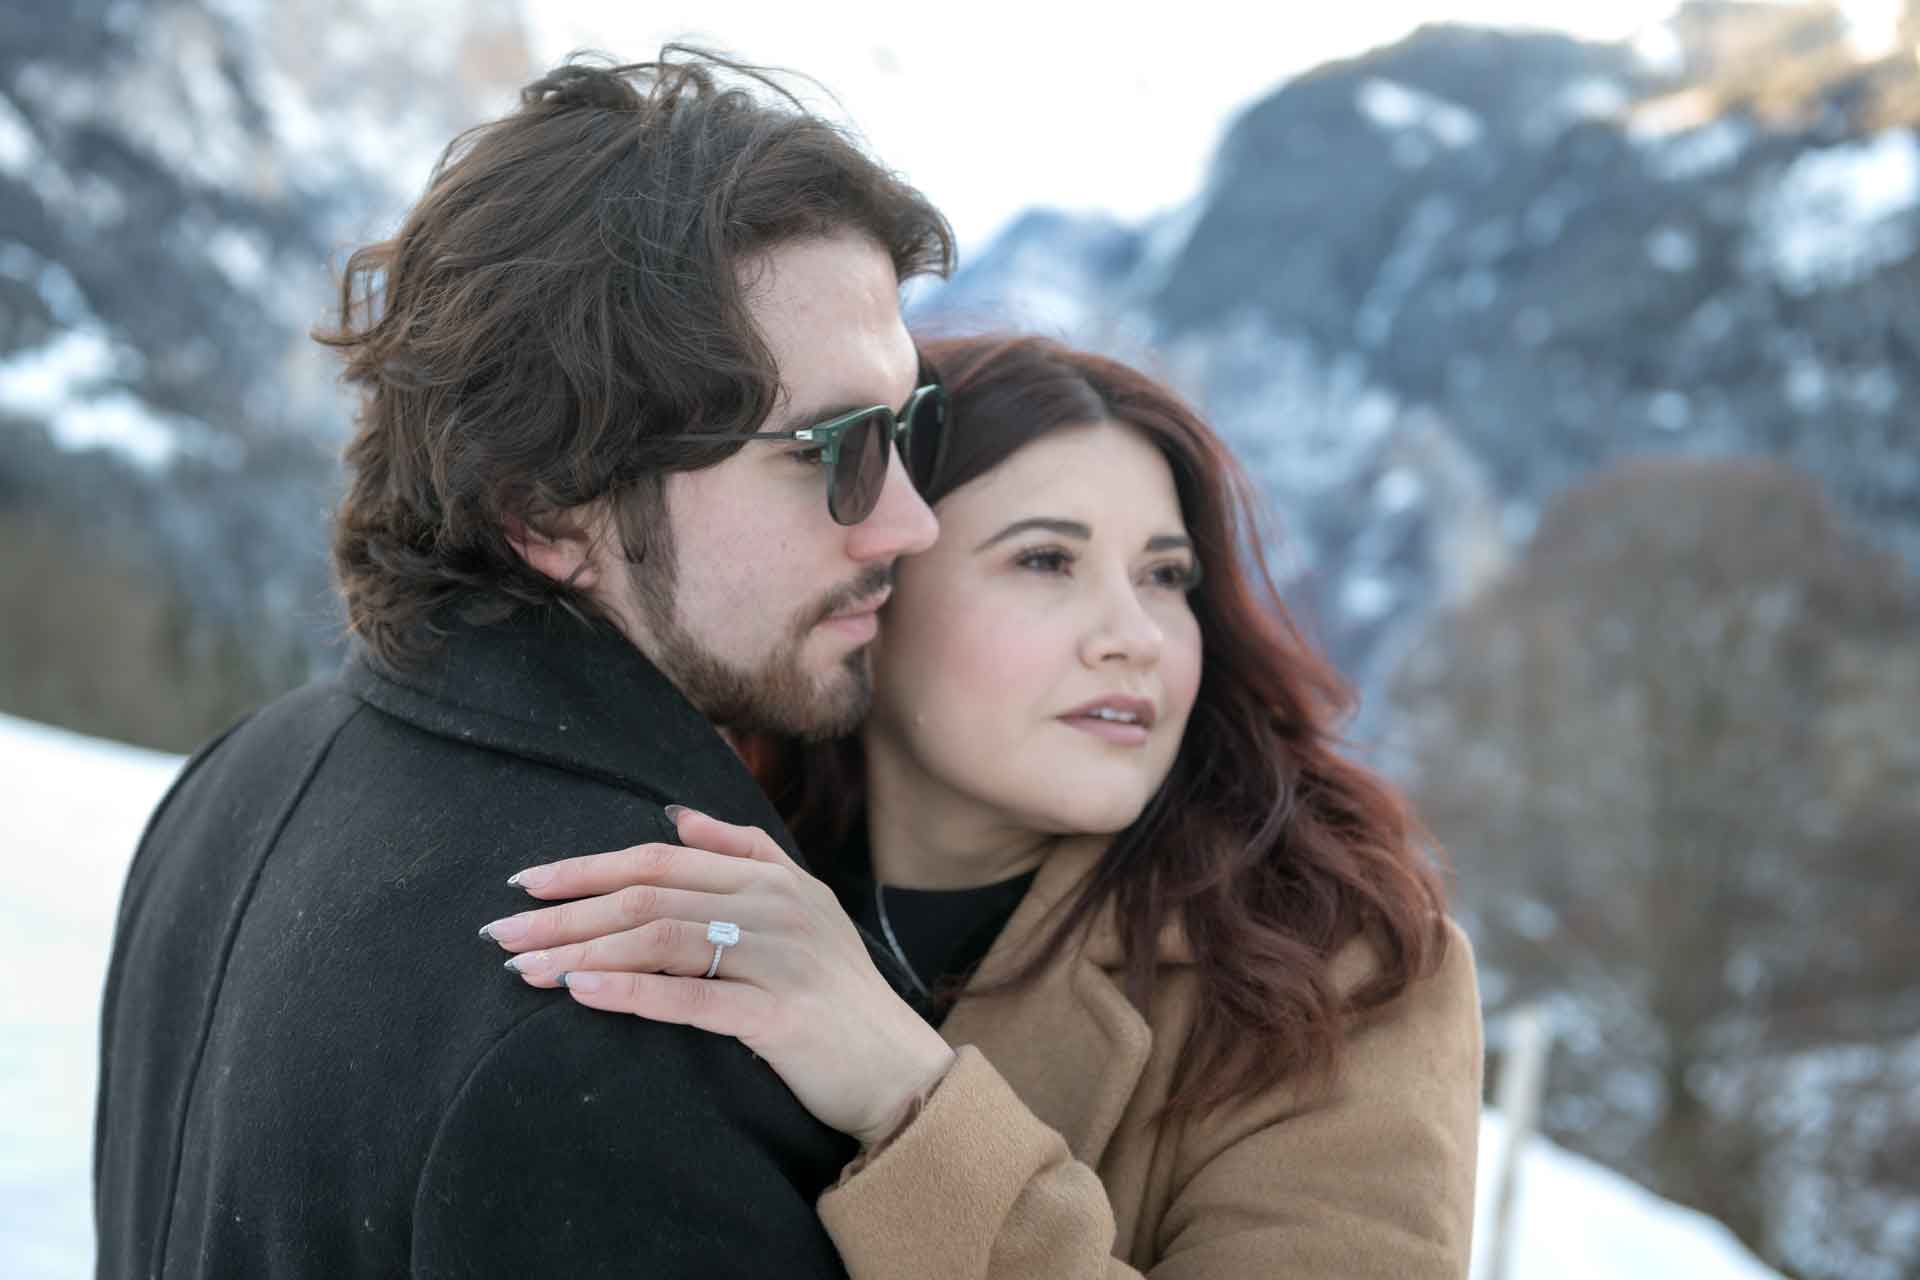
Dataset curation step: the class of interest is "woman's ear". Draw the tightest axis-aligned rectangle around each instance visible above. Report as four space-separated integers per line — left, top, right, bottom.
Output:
505 511 602 590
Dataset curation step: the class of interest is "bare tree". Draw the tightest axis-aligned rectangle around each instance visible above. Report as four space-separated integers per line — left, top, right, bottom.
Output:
1390 457 1920 1279
0 510 309 751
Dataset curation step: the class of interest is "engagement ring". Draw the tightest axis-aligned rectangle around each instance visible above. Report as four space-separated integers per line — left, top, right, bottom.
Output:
704 920 740 979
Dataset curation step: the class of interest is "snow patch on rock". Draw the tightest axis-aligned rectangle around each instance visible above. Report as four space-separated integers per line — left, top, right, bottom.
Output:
1357 78 1485 151
1747 131 1920 295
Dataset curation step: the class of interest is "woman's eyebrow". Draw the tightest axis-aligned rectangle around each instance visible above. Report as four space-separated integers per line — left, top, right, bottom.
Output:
973 520 1194 553
975 517 1091 551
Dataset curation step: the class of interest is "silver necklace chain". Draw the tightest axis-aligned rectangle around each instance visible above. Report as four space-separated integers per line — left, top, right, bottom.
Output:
873 881 932 998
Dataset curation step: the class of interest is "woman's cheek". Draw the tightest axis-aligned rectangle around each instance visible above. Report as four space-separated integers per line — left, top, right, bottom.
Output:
1169 613 1204 715
916 609 1041 751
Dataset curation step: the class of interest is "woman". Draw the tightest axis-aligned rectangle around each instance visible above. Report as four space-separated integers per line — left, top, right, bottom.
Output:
483 335 1482 1276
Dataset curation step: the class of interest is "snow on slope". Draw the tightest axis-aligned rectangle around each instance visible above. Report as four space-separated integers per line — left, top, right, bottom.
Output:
1 715 181 1279
1472 1111 1782 1279
0 712 1781 1278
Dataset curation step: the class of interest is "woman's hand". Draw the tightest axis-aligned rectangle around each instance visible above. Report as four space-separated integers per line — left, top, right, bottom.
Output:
479 807 956 1148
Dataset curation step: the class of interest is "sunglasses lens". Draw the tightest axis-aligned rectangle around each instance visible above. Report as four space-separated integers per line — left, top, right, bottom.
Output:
905 386 949 495
830 409 890 525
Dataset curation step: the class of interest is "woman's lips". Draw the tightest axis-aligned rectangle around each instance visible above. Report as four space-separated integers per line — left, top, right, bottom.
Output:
1057 694 1155 746
1058 714 1150 746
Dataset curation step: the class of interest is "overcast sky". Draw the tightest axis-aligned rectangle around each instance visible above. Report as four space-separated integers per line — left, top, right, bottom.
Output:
520 2 1902 252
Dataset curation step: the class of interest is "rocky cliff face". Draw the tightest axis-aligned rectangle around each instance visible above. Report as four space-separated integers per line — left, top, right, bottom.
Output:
0 0 531 650
917 15 1920 733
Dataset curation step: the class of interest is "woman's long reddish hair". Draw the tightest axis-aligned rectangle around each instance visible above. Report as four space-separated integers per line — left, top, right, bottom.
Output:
740 334 1450 1117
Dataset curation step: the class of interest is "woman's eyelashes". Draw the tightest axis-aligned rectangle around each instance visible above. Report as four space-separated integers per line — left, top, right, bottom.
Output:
1010 544 1202 592
1150 559 1204 592
1013 545 1074 575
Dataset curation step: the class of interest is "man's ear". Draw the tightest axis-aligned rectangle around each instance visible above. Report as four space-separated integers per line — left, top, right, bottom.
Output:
504 511 601 590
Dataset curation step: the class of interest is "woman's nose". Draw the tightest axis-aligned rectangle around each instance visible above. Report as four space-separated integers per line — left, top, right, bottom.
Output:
1079 582 1164 669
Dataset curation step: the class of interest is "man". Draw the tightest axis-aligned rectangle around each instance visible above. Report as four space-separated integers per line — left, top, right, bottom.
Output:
95 52 952 1277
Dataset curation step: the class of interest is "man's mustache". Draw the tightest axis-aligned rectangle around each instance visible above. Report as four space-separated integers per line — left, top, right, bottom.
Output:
806 564 896 629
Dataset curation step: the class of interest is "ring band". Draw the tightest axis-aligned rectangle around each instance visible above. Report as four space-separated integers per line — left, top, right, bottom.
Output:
704 920 741 979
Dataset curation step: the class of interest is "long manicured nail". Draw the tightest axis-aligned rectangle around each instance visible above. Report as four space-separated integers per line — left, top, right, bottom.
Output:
503 951 548 974
664 804 689 824
507 866 553 891
558 971 602 993
478 915 528 944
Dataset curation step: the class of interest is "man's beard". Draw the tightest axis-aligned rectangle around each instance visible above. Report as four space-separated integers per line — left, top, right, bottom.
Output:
630 551 890 742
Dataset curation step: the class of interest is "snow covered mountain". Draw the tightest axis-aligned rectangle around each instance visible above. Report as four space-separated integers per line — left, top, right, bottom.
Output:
0 0 533 667
9 5 1915 733
915 17 1920 729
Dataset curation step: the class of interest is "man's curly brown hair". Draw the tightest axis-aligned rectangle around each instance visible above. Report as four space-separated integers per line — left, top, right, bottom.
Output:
317 49 954 669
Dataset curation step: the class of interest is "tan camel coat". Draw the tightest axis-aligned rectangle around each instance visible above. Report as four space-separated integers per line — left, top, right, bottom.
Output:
816 839 1483 1278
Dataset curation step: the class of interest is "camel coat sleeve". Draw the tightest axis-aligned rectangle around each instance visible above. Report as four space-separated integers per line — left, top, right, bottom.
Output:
815 925 1482 1279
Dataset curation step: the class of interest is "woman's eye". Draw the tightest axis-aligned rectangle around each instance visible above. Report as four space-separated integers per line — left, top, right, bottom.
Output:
1014 547 1073 575
791 446 829 468
1147 560 1204 592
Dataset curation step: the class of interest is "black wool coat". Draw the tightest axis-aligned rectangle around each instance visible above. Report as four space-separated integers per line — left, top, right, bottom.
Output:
95 610 903 1278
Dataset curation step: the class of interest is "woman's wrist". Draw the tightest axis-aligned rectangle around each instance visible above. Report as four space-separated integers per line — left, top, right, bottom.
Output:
856 1033 957 1149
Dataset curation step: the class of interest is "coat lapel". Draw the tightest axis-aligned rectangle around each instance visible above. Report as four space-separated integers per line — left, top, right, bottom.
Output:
939 839 1165 1169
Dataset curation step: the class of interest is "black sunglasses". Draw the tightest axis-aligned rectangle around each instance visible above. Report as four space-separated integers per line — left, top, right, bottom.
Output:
657 359 951 525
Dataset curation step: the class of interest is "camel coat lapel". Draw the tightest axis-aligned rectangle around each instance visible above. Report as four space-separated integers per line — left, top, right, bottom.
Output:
938 838 1169 1170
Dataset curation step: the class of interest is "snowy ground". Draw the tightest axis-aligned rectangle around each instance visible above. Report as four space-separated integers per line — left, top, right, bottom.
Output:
0 710 1782 1278
2 713 183 1278
1469 1112 1782 1279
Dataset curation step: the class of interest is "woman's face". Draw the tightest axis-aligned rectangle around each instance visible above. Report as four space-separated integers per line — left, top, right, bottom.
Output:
864 419 1204 839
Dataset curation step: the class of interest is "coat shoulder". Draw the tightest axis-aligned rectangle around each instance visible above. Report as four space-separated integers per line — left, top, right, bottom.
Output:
1330 914 1478 1009
415 998 855 1275
1171 914 1482 1159
1151 917 1482 1272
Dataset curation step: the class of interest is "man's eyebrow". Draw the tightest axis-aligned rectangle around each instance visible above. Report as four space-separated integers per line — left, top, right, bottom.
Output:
770 401 875 435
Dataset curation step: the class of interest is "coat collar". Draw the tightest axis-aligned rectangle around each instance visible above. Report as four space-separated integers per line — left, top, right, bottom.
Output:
939 837 1190 1168
340 608 800 858
342 608 932 1010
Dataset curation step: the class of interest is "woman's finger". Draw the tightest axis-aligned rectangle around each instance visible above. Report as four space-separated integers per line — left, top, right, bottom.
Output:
507 841 762 900
479 883 734 953
556 968 775 1039
668 807 800 871
506 917 752 988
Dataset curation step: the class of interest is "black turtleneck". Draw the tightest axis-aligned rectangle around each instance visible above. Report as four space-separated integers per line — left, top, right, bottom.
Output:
825 833 1037 1023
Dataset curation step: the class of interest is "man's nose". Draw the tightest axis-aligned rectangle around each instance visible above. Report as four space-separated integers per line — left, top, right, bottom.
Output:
845 447 938 562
